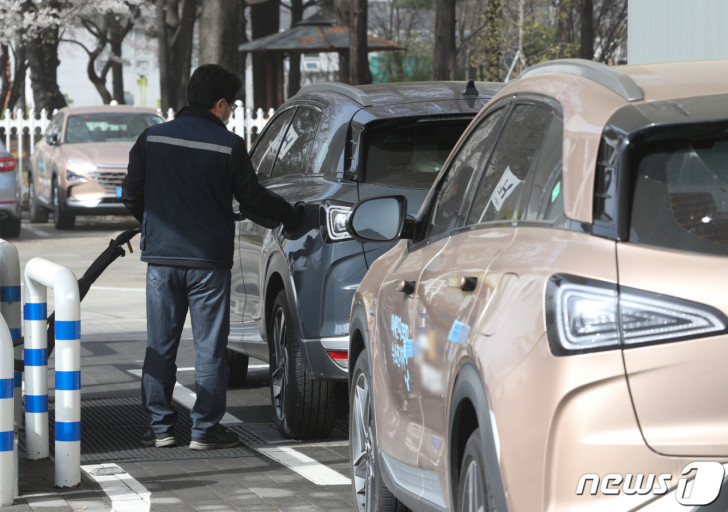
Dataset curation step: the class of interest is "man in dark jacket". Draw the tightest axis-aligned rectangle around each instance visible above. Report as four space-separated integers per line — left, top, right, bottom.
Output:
122 64 302 450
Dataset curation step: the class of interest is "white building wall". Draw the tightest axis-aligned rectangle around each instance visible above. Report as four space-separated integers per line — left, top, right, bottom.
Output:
628 0 728 64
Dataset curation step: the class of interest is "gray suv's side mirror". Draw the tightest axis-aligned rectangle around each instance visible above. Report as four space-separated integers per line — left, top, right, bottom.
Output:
346 195 407 243
46 134 60 146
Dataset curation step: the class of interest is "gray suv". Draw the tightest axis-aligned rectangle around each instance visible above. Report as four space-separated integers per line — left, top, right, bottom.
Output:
228 80 502 439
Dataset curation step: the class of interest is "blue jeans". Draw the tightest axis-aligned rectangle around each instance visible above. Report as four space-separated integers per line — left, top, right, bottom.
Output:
142 264 231 440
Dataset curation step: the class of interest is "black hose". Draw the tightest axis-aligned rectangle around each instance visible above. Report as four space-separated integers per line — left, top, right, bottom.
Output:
13 227 141 372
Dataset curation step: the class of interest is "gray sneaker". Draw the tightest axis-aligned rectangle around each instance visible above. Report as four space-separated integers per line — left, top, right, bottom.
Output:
141 429 177 447
189 426 239 450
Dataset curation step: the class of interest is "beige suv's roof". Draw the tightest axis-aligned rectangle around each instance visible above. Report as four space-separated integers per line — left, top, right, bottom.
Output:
488 59 728 223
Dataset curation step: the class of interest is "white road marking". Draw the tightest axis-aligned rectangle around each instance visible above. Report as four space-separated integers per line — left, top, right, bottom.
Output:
81 463 150 512
22 225 50 238
89 286 145 293
125 368 352 487
127 369 242 425
255 446 351 486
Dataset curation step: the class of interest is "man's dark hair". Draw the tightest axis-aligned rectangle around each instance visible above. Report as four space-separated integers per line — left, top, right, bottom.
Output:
186 64 242 109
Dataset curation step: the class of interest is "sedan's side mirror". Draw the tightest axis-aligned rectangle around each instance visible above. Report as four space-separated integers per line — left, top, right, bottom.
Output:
46 134 60 146
346 195 408 243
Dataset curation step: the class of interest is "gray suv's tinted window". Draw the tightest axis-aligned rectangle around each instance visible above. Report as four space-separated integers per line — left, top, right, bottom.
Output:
363 118 473 190
425 109 505 239
270 107 321 179
250 108 295 179
631 135 728 256
467 104 553 225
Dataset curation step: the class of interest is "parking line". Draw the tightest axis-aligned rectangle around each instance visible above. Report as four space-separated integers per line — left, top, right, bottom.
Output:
22 225 50 238
81 463 151 512
255 446 351 486
125 368 352 487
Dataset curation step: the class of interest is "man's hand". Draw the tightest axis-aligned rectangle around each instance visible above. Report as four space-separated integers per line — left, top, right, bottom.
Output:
283 202 318 240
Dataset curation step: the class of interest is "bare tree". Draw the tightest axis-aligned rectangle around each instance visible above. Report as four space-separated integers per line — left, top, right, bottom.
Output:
156 0 198 112
432 0 455 80
64 6 141 105
349 0 370 84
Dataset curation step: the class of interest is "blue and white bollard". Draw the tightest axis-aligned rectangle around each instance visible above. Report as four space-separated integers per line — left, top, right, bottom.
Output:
25 258 81 487
0 315 14 505
0 240 22 431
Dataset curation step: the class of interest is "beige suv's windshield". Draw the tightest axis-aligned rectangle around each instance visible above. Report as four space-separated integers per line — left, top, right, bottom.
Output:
65 113 163 143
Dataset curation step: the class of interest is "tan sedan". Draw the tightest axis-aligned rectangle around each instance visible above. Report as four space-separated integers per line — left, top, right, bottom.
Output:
347 59 728 512
28 105 163 229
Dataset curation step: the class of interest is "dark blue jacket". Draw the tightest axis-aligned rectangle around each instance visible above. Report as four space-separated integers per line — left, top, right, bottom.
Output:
122 107 294 269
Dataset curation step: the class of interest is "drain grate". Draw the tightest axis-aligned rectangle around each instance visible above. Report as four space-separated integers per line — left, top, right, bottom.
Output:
20 395 254 462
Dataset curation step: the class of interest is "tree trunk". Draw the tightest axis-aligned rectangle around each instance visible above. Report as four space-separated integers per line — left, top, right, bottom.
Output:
286 0 304 98
109 18 127 104
334 0 349 83
157 0 198 112
433 0 456 80
251 0 280 109
484 0 502 81
0 45 9 110
26 26 67 111
7 40 27 112
349 0 370 85
199 0 241 73
579 0 594 60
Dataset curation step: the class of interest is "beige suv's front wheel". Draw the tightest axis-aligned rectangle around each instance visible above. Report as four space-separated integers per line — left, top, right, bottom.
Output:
52 176 75 230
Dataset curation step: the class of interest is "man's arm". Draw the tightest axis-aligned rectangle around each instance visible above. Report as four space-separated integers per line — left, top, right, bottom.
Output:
229 138 297 228
122 130 147 223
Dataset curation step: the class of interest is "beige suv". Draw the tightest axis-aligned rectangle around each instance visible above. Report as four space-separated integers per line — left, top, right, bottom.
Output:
28 106 163 229
347 59 728 512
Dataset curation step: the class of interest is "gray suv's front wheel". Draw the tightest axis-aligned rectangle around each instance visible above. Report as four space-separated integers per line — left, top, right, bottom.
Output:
268 290 337 439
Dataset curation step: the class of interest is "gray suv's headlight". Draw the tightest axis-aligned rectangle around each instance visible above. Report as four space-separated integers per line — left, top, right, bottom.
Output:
322 201 352 242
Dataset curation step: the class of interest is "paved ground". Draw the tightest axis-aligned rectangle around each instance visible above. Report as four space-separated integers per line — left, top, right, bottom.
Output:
2 216 356 511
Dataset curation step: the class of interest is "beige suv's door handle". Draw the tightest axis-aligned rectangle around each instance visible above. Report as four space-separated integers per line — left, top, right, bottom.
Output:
395 280 416 294
450 276 478 292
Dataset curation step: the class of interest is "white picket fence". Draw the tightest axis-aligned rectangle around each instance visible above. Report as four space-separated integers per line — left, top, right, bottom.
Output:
0 101 274 173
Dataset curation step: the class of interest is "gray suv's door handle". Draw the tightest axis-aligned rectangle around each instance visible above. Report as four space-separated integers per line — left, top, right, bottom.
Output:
395 280 415 294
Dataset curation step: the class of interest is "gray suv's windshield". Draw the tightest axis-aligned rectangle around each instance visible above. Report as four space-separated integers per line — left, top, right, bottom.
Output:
363 118 472 189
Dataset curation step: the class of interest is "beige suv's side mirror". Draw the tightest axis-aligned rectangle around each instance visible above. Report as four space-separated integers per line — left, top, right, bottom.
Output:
346 195 407 243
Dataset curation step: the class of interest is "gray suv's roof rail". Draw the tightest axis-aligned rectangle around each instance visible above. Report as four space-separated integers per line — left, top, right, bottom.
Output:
297 82 372 107
519 58 644 102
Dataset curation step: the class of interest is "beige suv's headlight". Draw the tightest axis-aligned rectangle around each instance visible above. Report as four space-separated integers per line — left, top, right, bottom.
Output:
66 159 96 181
546 274 728 355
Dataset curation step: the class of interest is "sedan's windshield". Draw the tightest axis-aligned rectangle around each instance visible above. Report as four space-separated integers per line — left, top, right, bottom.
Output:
65 113 164 143
362 117 472 189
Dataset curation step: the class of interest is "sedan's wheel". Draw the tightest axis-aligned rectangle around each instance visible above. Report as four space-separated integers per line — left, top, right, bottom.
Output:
350 351 399 512
28 178 49 223
457 429 488 512
52 177 75 230
268 290 336 439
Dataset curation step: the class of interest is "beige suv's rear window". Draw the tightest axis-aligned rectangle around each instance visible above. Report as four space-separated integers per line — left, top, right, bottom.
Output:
631 137 728 256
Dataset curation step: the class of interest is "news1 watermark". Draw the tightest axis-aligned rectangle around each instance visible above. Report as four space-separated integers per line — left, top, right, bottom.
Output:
576 462 726 506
